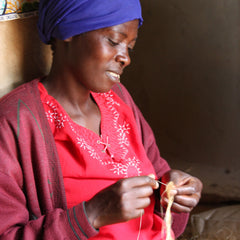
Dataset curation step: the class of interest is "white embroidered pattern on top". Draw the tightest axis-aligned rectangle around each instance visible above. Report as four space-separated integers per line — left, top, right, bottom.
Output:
98 92 142 176
116 121 130 159
101 92 130 160
43 92 142 177
110 157 141 176
76 137 100 161
44 101 68 128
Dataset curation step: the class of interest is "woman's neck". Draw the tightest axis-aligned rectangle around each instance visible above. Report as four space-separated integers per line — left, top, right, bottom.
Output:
42 72 101 135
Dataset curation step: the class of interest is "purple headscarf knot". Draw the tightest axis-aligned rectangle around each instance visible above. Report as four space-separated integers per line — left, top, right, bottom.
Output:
38 0 143 44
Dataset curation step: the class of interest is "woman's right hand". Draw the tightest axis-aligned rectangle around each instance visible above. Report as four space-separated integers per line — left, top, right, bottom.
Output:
84 175 159 229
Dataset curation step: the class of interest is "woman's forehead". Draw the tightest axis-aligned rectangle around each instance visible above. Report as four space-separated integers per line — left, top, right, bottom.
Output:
96 20 139 37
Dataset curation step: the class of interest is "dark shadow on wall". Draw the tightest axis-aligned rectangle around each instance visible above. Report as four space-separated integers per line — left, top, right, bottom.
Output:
13 16 52 89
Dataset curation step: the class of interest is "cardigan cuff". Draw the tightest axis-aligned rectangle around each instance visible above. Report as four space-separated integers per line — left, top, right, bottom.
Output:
67 202 99 239
82 201 99 231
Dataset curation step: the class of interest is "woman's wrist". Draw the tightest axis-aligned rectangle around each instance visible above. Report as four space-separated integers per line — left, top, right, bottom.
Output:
84 200 99 229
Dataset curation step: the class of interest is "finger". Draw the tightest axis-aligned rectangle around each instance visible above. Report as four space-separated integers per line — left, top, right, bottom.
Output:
122 176 159 190
148 174 159 189
161 197 192 213
134 197 152 210
148 173 156 179
134 185 155 197
171 201 193 213
176 177 203 193
140 176 159 189
122 185 154 202
174 185 197 195
122 204 145 220
160 186 177 199
174 194 200 208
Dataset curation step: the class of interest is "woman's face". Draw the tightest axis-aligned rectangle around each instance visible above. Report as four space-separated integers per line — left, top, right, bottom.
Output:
66 19 139 92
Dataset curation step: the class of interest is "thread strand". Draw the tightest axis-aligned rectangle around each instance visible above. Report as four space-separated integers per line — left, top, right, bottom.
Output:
136 211 143 240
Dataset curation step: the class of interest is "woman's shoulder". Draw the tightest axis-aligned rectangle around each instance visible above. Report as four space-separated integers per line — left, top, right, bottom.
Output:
0 79 39 103
0 79 41 118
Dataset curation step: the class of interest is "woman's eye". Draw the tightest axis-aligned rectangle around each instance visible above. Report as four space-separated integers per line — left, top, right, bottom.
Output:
108 39 119 46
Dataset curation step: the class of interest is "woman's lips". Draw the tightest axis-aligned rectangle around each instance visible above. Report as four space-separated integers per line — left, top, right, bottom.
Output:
106 71 120 82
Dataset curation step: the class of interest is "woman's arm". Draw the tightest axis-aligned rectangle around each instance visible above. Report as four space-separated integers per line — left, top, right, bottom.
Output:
0 172 96 240
0 107 98 240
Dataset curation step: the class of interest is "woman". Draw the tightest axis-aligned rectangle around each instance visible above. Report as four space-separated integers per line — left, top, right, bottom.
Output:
0 0 202 239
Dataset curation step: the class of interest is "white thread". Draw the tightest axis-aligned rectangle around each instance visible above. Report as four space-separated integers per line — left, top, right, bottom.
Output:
157 180 167 186
136 180 169 240
161 181 175 240
137 211 143 240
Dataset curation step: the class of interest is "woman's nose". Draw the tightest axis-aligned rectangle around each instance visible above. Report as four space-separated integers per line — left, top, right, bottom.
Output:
115 47 131 67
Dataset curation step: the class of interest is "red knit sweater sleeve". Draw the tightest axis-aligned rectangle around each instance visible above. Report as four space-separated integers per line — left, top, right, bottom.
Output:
0 81 98 240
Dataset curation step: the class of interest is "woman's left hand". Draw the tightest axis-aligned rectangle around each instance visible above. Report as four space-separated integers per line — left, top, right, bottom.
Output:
160 169 203 213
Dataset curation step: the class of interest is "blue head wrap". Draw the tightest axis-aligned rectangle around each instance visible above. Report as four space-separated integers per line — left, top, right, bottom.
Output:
38 0 143 44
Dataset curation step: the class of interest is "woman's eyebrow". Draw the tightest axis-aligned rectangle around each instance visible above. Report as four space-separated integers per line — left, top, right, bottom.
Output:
112 30 138 41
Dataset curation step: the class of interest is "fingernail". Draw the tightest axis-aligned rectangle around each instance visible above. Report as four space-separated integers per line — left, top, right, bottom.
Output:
148 173 156 179
170 189 177 196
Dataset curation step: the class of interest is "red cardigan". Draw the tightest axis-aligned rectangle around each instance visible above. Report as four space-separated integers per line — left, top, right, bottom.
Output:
0 79 188 239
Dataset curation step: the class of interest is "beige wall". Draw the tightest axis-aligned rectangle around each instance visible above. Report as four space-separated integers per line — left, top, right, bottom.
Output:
124 0 240 202
0 16 51 97
1 0 240 202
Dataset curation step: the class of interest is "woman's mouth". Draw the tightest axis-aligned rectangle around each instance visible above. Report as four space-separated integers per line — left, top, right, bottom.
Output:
106 71 120 83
